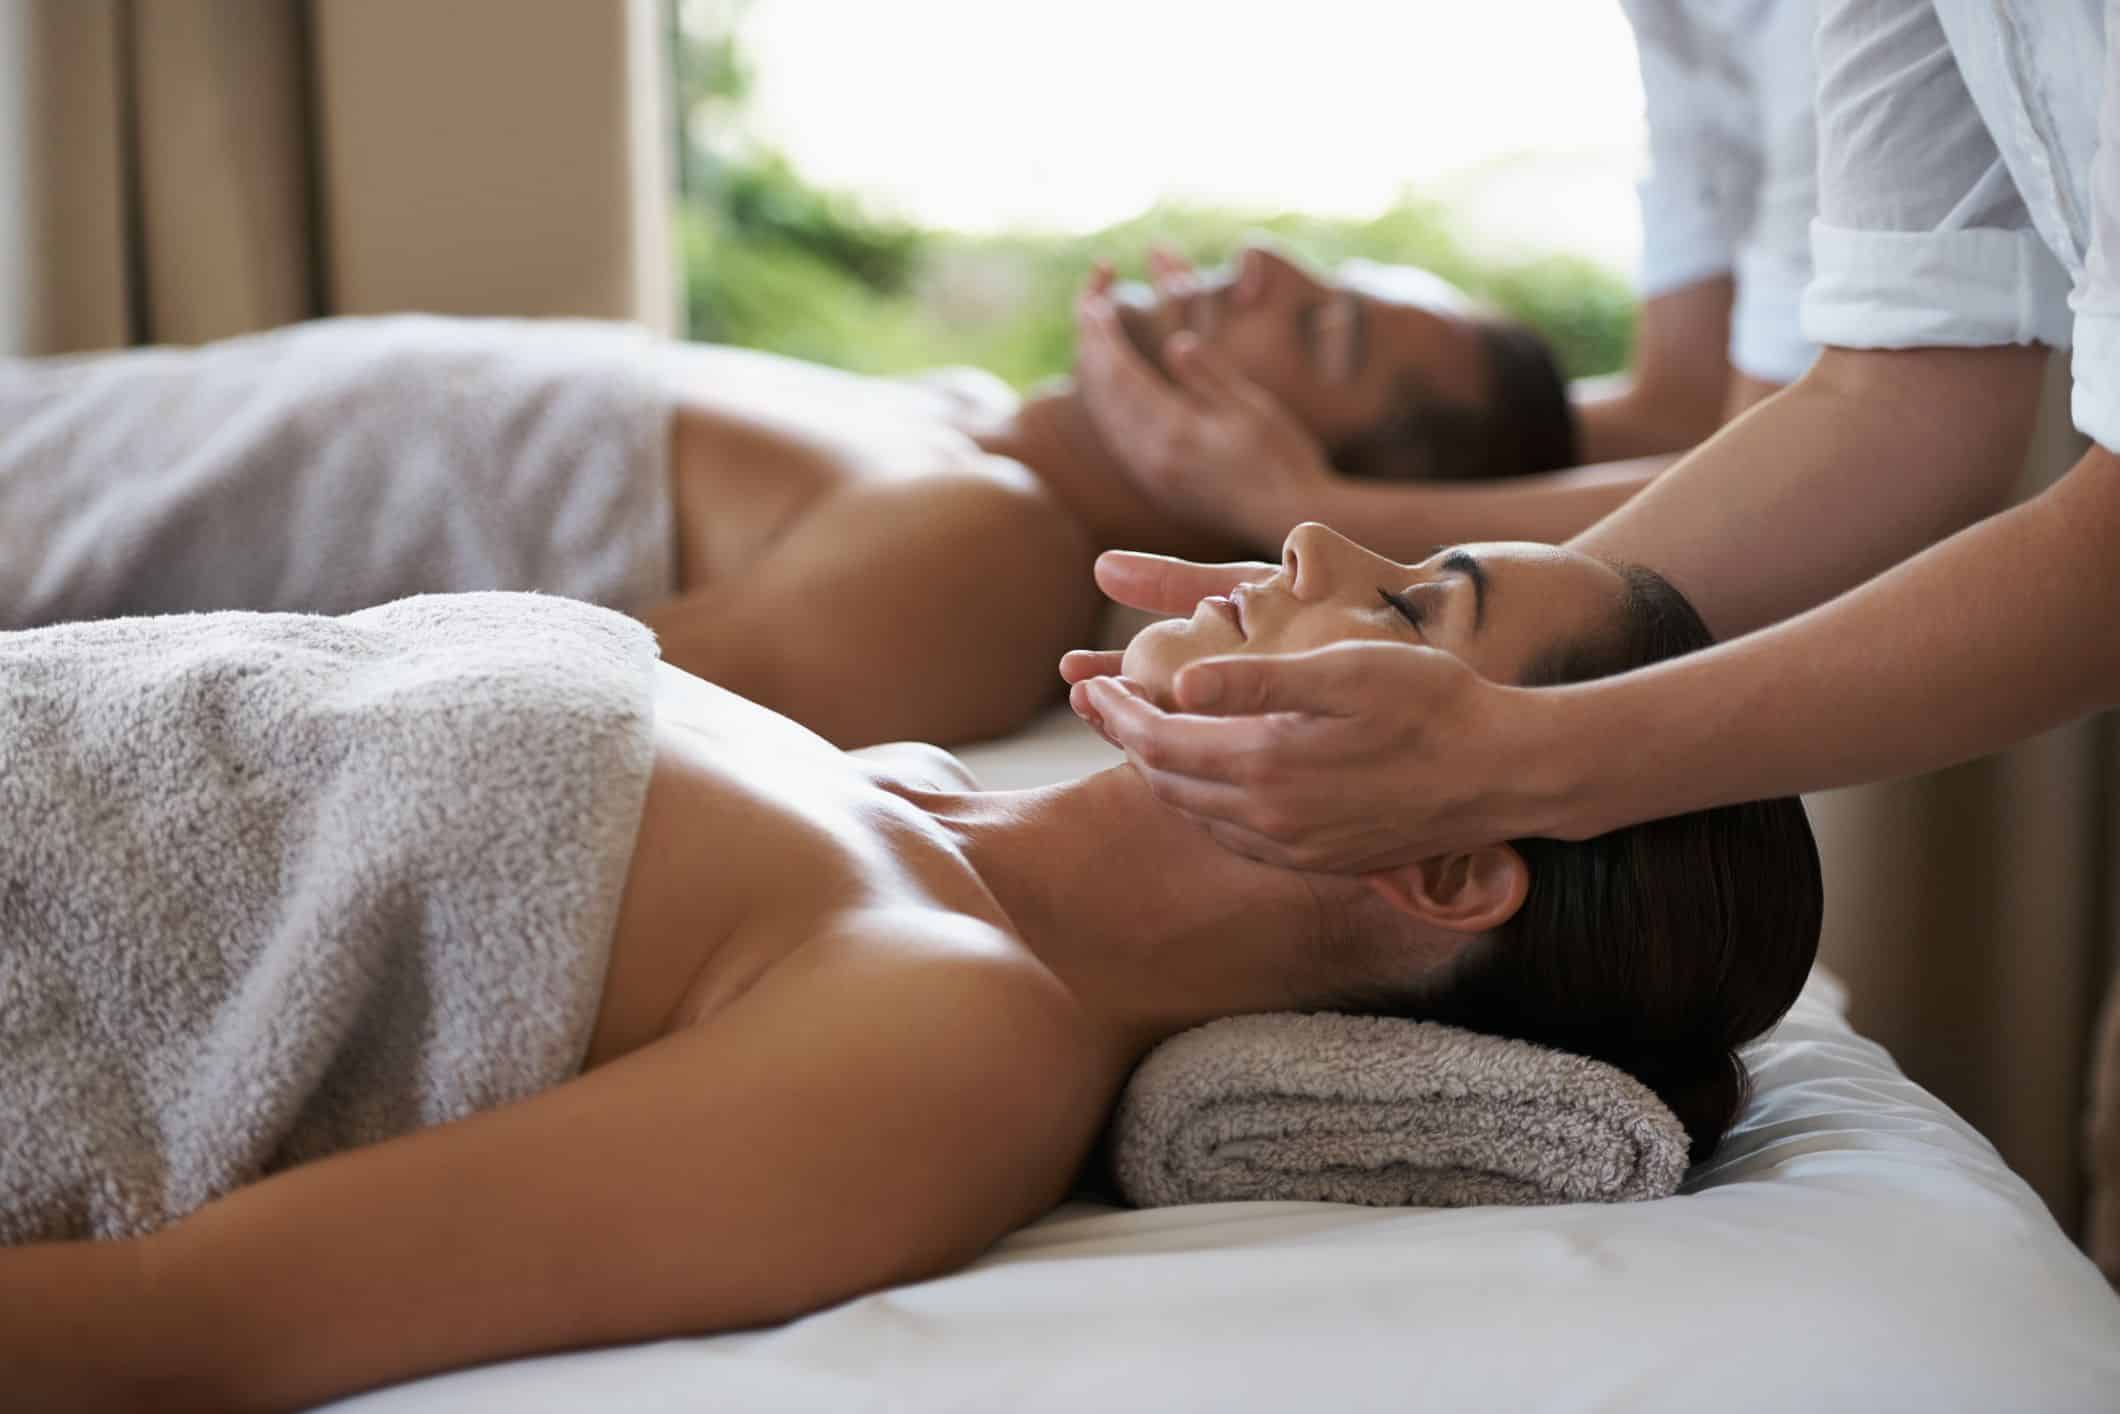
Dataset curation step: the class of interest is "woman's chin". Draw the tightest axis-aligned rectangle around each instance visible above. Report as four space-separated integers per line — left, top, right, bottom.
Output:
1118 626 1194 705
1120 614 1240 706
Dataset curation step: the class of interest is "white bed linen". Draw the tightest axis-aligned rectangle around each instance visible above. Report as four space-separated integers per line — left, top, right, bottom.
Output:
332 709 2120 1413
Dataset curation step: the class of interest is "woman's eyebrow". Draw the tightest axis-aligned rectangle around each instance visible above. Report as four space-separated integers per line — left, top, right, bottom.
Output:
1439 549 1487 630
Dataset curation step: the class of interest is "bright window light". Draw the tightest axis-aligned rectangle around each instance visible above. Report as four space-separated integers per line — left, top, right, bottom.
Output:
721 0 1645 269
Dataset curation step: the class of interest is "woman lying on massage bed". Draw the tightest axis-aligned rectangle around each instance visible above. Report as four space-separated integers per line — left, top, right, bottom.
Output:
3 527 1818 1411
0 246 1577 749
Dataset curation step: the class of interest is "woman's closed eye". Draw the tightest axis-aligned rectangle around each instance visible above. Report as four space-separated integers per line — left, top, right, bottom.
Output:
1378 587 1426 631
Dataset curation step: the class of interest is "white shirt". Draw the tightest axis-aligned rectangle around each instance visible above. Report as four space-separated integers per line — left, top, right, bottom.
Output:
1800 0 2120 452
1623 0 1821 384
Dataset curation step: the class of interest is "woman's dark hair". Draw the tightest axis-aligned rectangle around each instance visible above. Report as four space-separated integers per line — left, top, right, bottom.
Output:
1333 318 1579 484
1337 565 1823 1164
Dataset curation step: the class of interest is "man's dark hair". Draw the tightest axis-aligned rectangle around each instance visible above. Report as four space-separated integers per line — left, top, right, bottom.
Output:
1334 566 1823 1163
1333 318 1580 483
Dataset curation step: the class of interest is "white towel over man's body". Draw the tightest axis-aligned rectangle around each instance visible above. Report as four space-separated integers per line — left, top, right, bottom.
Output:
0 316 677 629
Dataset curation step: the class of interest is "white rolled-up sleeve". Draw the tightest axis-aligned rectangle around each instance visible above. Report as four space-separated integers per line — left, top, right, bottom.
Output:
1728 0 1820 383
1800 0 2075 351
2070 7 2120 451
1630 1 1745 298
1627 0 1819 383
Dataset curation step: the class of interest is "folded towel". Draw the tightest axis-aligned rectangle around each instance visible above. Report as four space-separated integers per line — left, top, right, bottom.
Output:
1112 1012 1690 1208
0 314 676 630
0 593 658 1242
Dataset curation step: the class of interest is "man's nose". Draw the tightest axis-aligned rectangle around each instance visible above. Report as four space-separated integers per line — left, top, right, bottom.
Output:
1234 245 1290 308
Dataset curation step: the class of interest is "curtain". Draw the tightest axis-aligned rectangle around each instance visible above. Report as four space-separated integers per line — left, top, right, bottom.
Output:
0 0 671 359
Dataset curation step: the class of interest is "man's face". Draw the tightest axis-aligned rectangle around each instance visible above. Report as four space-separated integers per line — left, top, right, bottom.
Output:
1105 245 1494 451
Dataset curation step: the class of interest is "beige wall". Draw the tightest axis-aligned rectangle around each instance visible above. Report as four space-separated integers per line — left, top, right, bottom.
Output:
311 0 675 331
0 0 129 355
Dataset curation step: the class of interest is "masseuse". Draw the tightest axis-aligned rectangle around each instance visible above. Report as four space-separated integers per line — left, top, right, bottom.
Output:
1063 0 2119 1270
1075 0 1819 557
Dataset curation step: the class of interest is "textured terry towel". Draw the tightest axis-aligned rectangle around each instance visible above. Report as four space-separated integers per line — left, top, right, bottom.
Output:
1113 1012 1691 1208
0 593 658 1242
0 314 676 630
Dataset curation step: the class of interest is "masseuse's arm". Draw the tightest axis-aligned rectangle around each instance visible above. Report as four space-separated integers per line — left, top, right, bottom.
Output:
1573 273 1758 461
1073 271 1767 561
6 945 1090 1411
1301 275 1773 555
1545 423 2120 839
1075 342 2057 870
1572 345 2047 638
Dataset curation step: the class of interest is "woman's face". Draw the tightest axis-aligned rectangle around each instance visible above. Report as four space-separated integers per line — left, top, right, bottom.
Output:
1107 245 1491 449
1120 523 1629 701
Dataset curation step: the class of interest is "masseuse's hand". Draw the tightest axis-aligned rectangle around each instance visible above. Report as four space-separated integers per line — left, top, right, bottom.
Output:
1068 553 1552 873
1073 262 1336 554
1058 550 1277 740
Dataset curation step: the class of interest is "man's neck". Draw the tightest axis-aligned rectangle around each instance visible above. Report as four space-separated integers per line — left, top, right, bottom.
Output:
971 382 1234 560
913 766 1366 1061
972 379 1096 471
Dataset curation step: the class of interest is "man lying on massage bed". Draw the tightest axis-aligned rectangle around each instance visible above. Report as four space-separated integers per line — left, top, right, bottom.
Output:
1 525 1818 1411
0 246 1578 749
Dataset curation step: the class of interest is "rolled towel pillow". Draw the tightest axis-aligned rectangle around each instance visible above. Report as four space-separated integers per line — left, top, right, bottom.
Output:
1112 1012 1690 1209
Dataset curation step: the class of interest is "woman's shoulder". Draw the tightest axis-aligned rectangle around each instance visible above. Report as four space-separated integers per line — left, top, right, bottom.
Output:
848 739 982 792
786 905 1111 1099
745 908 1117 1217
793 905 1071 1023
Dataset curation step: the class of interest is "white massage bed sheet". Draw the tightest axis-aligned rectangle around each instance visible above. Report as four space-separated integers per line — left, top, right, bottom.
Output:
331 707 2120 1413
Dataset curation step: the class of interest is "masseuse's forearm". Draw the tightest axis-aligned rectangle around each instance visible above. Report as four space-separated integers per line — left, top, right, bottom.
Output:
1573 380 1720 464
1572 346 2051 638
1571 276 1739 464
1299 456 1672 561
1553 443 2120 838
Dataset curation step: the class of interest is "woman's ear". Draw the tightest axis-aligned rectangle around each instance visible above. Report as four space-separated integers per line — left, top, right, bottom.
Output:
1362 845 1528 935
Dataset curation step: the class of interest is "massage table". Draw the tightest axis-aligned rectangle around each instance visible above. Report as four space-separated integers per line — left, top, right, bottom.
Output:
332 706 2120 1413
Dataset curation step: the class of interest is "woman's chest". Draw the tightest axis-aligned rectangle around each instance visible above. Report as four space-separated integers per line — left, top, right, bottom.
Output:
583 669 1003 1068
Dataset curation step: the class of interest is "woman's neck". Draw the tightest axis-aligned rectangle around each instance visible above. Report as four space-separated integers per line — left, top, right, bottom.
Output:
970 382 1243 562
911 766 1401 1062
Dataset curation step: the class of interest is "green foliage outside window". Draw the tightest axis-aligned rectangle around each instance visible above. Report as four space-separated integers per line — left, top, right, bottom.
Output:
674 6 1635 389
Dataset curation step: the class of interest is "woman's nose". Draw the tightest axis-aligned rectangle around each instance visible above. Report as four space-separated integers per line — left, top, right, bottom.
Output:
1281 521 1370 601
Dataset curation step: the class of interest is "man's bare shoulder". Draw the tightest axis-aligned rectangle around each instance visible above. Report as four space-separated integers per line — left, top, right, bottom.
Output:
900 365 1023 425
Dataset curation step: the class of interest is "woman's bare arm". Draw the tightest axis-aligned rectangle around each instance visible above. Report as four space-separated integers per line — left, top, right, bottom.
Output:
78 936 1096 1412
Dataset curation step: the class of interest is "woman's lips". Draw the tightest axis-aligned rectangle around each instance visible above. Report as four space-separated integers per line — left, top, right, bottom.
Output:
1203 595 1244 637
